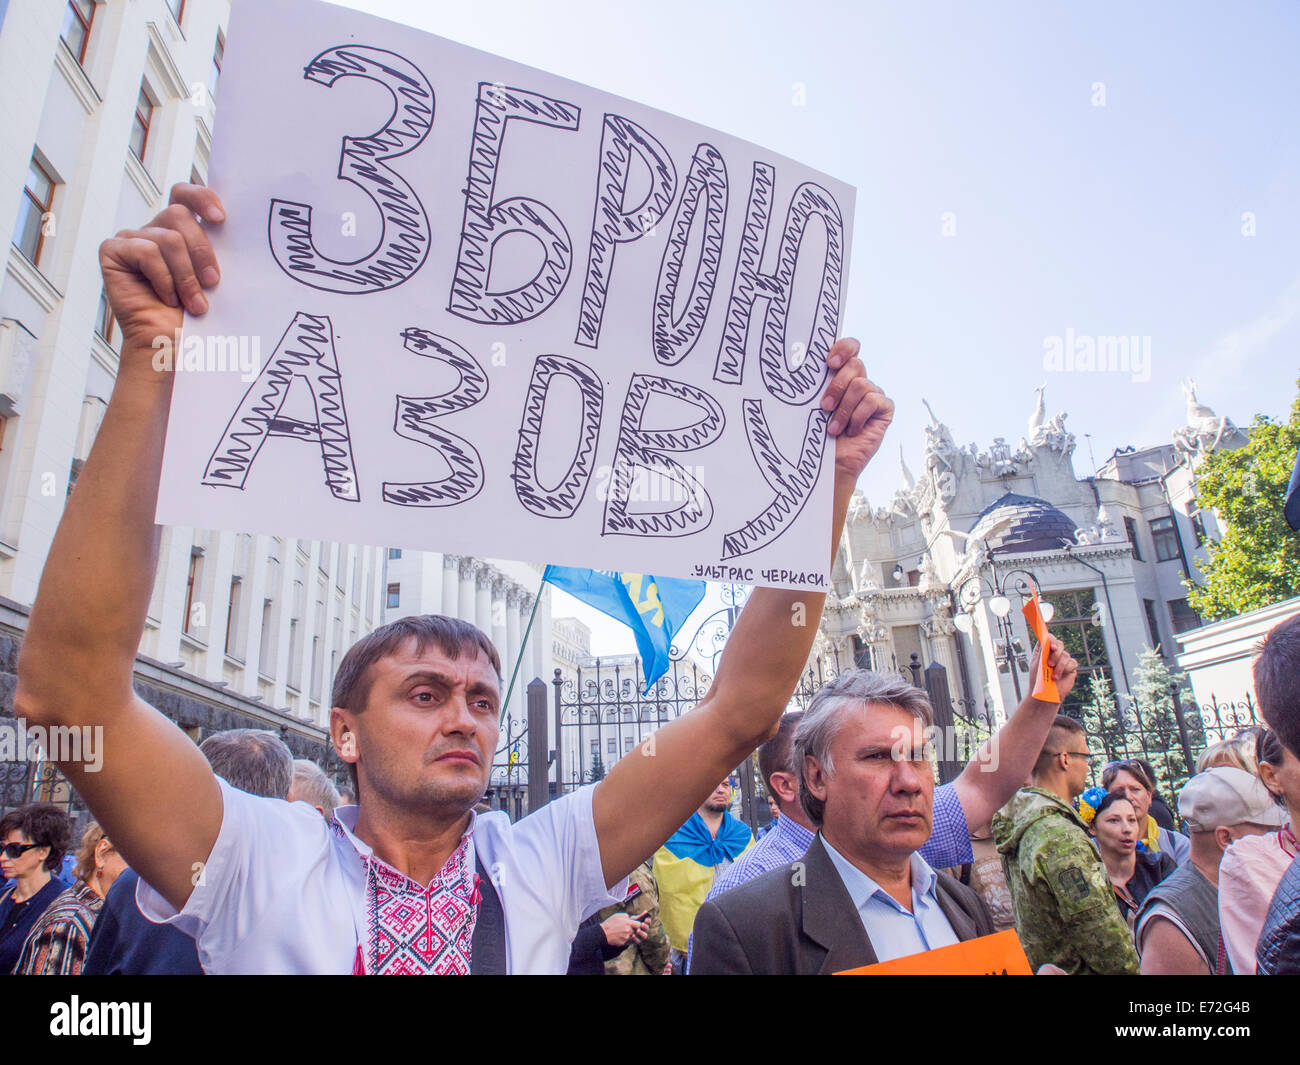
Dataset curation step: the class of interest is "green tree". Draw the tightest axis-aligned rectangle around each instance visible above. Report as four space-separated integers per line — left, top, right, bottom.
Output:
1186 381 1300 620
1079 670 1124 769
1129 647 1200 803
590 752 606 782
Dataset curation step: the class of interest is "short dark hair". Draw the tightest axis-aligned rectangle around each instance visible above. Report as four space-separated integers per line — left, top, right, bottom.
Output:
1091 790 1136 827
1254 613 1300 758
0 803 72 872
332 615 501 713
757 711 803 794
1258 727 1287 770
199 729 294 799
330 615 502 798
1032 715 1087 777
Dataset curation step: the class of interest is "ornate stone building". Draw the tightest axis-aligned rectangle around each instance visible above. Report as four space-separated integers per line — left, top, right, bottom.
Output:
817 382 1247 725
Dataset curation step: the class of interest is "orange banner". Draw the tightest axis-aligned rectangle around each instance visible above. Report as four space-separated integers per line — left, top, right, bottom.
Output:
1021 592 1060 703
836 929 1033 975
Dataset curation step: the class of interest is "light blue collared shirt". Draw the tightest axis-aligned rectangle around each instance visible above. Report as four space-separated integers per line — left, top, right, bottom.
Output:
820 836 960 962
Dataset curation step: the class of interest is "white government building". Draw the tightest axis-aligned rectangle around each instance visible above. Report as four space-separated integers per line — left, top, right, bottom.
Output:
0 0 554 785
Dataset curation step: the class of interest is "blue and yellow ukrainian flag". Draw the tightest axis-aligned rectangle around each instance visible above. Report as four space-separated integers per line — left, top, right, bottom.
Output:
542 566 706 693
653 807 754 952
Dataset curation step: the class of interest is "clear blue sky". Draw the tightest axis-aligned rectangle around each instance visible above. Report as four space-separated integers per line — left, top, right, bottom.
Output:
331 0 1300 654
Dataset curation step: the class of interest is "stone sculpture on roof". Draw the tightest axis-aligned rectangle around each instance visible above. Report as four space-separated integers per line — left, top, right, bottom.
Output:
1173 379 1248 460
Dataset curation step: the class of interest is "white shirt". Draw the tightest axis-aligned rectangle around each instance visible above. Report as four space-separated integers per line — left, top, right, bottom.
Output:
137 778 624 974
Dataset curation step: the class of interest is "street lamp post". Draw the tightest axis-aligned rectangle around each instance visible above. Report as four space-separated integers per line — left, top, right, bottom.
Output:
954 564 1048 706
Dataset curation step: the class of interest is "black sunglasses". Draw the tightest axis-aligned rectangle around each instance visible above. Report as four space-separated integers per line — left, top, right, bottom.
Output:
1 842 41 859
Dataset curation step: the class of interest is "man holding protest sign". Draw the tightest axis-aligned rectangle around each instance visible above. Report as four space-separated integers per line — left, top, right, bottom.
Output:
13 183 892 974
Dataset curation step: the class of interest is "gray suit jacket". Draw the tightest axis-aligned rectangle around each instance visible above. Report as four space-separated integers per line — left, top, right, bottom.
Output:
689 834 994 974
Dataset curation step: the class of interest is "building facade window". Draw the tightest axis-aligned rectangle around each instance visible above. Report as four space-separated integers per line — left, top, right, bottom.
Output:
388 547 401 559
1123 516 1142 561
1143 598 1162 651
182 550 200 636
129 85 155 162
224 577 242 656
258 598 274 671
1041 587 1112 716
61 1 95 65
167 0 186 27
1168 598 1201 635
1149 515 1179 563
386 582 400 609
208 32 224 102
14 156 56 267
606 738 616 756
95 288 117 348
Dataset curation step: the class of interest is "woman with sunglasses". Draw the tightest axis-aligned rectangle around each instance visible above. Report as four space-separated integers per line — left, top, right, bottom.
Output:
1101 760 1191 865
0 804 72 974
14 822 127 975
1088 791 1177 927
1218 729 1300 973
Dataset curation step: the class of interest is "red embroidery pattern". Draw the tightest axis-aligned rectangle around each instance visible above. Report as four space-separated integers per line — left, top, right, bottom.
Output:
356 833 479 975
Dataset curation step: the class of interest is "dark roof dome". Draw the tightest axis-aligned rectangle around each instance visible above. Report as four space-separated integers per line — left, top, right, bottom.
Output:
968 492 1078 554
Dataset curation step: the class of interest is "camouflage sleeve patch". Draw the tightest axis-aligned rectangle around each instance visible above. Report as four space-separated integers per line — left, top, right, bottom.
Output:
1038 836 1111 917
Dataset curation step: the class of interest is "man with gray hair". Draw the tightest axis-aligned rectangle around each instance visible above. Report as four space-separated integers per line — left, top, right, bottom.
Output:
199 729 294 802
289 759 342 821
690 667 1068 973
83 728 294 975
686 634 1075 968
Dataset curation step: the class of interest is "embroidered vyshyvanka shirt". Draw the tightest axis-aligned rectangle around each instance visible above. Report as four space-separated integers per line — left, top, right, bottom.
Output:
137 778 622 974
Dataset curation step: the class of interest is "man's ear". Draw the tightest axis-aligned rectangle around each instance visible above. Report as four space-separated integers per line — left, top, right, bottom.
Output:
1214 826 1233 852
331 708 357 763
768 770 800 807
804 756 829 803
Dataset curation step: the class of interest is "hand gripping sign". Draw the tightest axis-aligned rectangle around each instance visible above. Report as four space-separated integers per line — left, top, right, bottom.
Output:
156 0 856 590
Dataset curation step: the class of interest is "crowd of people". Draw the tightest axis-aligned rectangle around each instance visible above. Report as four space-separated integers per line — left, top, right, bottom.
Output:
0 181 1297 975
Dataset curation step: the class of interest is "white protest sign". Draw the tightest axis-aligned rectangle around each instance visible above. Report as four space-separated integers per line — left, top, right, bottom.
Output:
156 0 855 591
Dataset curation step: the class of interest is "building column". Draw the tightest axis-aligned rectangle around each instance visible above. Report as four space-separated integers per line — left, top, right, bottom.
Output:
458 557 479 622
270 539 296 711
475 564 493 633
239 533 273 697
491 574 510 675
442 555 460 616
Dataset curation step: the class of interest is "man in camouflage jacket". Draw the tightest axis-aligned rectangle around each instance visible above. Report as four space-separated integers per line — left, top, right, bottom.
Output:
598 861 671 975
993 714 1139 974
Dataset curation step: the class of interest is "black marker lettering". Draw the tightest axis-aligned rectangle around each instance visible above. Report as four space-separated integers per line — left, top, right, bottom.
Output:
204 313 359 501
512 355 604 518
382 329 489 507
269 46 433 293
448 84 581 324
575 114 676 349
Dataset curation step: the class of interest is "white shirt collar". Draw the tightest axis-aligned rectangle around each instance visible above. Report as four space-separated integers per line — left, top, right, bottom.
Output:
329 805 478 867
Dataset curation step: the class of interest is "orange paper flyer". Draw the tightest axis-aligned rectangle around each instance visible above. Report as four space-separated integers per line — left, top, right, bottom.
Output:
836 929 1033 975
1021 592 1060 702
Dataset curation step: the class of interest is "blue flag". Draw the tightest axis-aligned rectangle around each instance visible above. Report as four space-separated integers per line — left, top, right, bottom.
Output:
542 566 707 693
1286 443 1300 532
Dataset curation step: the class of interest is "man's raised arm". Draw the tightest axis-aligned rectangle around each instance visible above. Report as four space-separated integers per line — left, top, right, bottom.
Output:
950 636 1079 831
592 339 893 886
15 185 228 912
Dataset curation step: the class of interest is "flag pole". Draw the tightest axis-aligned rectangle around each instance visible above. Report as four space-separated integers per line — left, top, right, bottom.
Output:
501 574 546 725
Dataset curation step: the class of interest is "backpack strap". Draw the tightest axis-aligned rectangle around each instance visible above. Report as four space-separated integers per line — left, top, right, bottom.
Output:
471 856 507 975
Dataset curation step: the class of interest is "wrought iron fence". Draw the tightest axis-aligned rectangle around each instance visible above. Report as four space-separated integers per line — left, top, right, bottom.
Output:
553 658 712 791
1078 687 1262 816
